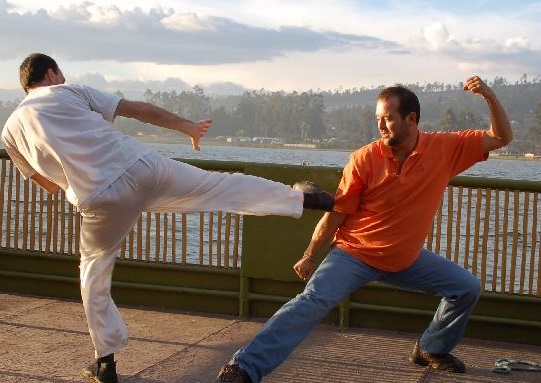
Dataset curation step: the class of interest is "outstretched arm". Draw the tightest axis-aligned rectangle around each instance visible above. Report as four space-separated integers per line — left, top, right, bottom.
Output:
114 99 211 151
294 210 347 281
463 76 513 153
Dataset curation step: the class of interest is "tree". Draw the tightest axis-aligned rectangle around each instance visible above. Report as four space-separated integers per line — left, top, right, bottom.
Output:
178 85 211 121
209 106 235 137
526 102 541 152
457 111 481 129
491 76 508 88
439 107 458 131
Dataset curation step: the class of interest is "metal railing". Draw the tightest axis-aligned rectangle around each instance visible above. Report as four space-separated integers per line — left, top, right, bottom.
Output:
428 177 540 295
118 210 242 267
1 153 540 296
0 156 243 268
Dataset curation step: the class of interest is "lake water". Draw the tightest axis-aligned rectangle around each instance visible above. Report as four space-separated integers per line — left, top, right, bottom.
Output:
148 142 541 181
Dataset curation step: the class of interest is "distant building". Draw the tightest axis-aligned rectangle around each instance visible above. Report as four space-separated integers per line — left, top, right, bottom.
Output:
252 137 283 145
226 136 252 143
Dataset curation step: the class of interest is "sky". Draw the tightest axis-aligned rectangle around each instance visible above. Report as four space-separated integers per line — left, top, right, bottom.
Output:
0 0 540 100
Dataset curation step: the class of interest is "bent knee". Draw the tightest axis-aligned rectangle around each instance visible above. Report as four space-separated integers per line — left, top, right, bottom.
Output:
462 276 481 300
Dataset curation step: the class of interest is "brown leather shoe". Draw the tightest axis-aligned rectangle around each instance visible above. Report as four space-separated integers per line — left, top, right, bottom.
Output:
409 340 466 373
214 364 252 383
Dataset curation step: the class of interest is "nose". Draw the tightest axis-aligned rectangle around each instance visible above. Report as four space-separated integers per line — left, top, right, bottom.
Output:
377 118 386 130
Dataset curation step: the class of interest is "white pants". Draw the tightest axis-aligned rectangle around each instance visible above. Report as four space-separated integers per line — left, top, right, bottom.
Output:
78 152 304 357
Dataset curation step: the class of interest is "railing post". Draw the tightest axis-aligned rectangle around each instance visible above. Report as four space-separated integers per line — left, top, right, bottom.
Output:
339 297 351 329
239 275 250 319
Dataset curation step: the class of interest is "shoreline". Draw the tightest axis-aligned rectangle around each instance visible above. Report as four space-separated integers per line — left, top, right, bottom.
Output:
134 135 353 152
134 136 540 160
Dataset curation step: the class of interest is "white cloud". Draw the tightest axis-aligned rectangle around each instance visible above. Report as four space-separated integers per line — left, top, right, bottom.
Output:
161 12 215 32
421 22 453 50
0 1 399 65
47 2 93 21
504 36 531 51
0 0 540 97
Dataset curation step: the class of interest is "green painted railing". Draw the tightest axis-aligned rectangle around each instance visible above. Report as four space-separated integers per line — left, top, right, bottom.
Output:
0 150 540 345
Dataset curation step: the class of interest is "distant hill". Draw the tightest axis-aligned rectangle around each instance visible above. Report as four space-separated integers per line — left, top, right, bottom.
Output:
0 89 23 102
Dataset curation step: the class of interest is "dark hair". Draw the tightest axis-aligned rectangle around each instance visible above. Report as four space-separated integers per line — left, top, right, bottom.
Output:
377 85 421 124
19 53 59 93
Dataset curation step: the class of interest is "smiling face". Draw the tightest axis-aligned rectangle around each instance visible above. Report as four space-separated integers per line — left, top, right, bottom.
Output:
375 95 414 148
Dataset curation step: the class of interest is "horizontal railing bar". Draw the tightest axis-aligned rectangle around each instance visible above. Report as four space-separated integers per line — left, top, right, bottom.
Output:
0 269 239 299
450 175 541 192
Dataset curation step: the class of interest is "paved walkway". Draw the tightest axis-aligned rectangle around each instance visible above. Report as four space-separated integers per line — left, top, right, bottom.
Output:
1 293 541 383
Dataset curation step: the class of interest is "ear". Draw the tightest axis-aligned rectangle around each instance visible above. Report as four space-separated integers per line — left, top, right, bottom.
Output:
44 68 56 84
407 111 417 125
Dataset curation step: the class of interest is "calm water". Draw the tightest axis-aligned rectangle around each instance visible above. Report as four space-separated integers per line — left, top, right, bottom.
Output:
149 142 541 181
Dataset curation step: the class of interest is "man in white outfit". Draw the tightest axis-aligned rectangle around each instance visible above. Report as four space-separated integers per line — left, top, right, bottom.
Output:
2 53 334 383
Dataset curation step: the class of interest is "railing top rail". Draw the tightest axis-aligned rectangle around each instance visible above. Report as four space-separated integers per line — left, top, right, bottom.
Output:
181 160 541 192
1 149 539 192
450 175 541 192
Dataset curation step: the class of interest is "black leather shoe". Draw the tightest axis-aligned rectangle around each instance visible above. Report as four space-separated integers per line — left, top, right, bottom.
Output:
82 360 118 383
293 181 334 212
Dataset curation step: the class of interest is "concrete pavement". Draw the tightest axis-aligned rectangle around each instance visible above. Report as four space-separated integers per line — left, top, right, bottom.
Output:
1 293 541 383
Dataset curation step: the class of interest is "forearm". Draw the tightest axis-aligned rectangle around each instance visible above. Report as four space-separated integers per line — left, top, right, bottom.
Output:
116 100 197 135
31 173 60 194
304 211 346 258
485 91 513 145
464 76 513 152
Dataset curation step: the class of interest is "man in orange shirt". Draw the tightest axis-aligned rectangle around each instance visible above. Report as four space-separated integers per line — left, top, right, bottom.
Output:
215 76 512 383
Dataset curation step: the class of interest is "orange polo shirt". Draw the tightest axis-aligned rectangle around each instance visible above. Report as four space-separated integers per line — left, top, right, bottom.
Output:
332 130 487 272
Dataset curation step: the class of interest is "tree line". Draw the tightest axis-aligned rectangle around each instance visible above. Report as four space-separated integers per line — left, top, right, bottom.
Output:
1 76 541 153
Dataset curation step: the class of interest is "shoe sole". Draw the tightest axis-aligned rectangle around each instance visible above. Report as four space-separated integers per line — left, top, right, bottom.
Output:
82 371 118 383
410 356 465 373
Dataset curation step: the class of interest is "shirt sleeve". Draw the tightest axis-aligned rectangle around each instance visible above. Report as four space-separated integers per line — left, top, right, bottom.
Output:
1 130 36 179
445 130 487 177
79 85 122 122
333 150 366 214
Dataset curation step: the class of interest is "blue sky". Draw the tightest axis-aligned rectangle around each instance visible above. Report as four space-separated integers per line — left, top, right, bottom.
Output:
0 0 540 99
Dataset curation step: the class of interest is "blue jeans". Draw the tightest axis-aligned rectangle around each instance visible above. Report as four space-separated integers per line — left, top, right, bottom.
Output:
231 247 481 383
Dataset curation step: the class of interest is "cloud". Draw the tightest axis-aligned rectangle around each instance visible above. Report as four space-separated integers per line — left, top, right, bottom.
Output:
1 0 540 97
0 1 402 65
413 20 540 75
67 70 246 99
161 12 216 32
421 22 455 50
504 36 530 52
71 72 193 97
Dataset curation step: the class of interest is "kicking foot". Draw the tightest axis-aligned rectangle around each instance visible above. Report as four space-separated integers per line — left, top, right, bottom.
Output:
293 181 334 212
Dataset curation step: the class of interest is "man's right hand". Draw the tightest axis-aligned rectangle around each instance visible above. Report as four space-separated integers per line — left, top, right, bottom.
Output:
190 119 212 151
294 255 317 282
